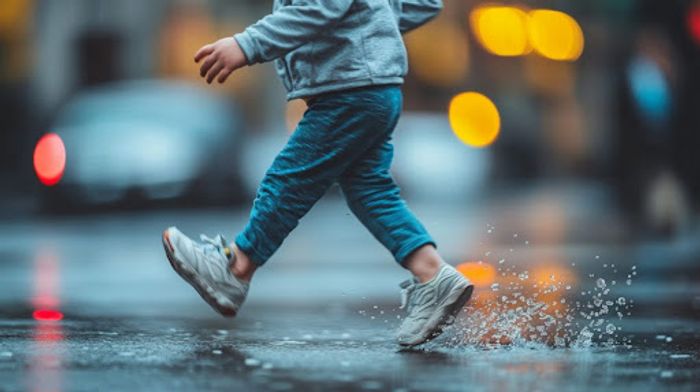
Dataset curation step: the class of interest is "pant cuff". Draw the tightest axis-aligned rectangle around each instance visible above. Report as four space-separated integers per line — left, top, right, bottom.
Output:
234 233 268 267
396 237 437 266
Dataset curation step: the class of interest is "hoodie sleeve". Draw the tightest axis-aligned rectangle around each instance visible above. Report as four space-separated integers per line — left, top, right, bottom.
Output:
234 0 354 65
388 0 443 34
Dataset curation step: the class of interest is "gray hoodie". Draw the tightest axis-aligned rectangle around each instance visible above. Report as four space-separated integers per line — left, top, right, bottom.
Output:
233 0 443 100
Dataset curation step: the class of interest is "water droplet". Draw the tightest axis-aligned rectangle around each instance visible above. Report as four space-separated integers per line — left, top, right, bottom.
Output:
596 278 606 289
595 255 600 260
605 324 616 334
626 279 632 286
617 297 626 305
490 283 500 291
498 259 505 264
212 349 222 355
666 336 673 343
660 370 673 378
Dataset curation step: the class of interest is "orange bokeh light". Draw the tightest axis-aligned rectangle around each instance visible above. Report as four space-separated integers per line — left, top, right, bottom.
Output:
33 133 66 186
531 264 577 286
456 262 496 287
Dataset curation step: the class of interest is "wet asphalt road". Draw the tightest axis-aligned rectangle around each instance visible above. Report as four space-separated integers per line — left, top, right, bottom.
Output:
1 196 699 391
2 309 700 391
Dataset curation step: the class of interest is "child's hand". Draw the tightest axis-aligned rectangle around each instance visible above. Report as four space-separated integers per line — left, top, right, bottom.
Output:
194 37 247 84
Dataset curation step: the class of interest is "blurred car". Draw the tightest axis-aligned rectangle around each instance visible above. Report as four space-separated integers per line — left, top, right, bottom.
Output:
40 80 245 211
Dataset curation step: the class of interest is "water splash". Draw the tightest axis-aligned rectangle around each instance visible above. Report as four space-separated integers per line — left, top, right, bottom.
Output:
447 244 636 349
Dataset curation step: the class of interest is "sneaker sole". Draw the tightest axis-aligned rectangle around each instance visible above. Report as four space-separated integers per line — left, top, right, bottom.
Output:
400 284 474 347
162 230 237 317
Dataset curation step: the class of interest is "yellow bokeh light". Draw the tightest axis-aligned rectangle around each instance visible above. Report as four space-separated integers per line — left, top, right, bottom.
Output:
528 10 584 61
448 92 501 148
470 5 531 57
457 262 496 288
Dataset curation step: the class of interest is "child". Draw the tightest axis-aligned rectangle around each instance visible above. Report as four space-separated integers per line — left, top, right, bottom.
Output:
162 0 473 347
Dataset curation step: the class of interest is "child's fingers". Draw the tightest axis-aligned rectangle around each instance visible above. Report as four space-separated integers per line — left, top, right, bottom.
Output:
217 68 233 84
194 44 214 63
199 55 218 77
206 62 225 84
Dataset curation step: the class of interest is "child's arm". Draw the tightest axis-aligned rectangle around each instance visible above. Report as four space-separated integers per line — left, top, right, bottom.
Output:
195 0 353 84
389 0 443 34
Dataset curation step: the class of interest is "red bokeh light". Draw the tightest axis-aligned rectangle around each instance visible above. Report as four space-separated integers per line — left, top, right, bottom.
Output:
33 133 66 186
688 5 700 45
33 309 64 322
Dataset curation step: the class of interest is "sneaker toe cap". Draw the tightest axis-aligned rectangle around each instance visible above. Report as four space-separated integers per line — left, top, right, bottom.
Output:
164 226 187 252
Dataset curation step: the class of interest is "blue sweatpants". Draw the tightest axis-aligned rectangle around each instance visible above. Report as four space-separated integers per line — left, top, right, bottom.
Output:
235 84 435 266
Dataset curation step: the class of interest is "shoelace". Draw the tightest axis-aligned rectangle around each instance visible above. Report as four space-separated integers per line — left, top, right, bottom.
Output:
399 279 417 310
199 234 232 259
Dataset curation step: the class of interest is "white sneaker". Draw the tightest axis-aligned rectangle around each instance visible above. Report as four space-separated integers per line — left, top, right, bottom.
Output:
162 227 249 317
397 264 473 347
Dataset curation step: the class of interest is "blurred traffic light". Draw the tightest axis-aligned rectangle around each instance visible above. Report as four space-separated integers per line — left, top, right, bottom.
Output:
33 133 66 186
